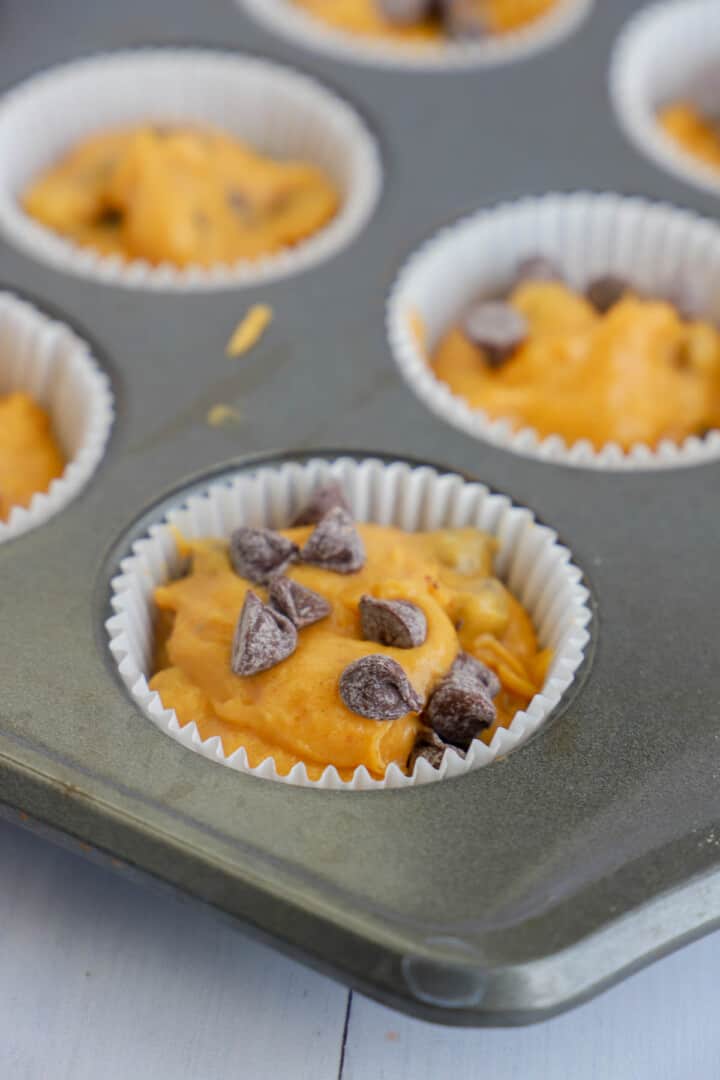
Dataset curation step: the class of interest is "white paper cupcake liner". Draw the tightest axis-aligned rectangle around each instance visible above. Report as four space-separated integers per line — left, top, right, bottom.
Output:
611 1 720 199
240 0 594 71
0 50 382 291
106 456 591 790
0 292 114 543
388 192 720 470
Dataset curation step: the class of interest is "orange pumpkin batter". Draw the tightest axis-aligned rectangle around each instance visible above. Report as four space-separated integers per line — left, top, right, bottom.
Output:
22 125 339 268
431 281 720 450
294 0 557 43
658 102 720 175
151 524 550 780
0 392 65 521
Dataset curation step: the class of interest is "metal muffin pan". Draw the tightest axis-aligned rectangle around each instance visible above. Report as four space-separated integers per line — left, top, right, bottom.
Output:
1 0 718 1026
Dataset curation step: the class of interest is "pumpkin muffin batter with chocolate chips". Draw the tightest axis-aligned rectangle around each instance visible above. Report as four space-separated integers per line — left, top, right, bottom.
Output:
430 260 720 450
294 0 558 44
150 484 550 780
22 125 339 268
0 392 65 521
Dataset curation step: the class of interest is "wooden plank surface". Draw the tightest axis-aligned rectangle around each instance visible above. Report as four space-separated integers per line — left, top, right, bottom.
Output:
1 819 718 1079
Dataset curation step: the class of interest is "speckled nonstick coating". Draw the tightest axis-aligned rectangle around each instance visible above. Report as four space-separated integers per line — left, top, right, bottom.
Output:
0 0 718 1027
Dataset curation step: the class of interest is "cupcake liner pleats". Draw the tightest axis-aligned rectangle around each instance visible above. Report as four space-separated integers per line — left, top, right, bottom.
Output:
106 457 592 789
0 50 382 290
611 1 720 200
0 293 113 543
387 192 720 470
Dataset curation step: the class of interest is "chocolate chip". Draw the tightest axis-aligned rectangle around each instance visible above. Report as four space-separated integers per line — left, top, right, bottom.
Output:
410 742 446 769
408 730 466 771
231 590 298 676
339 655 423 720
515 255 563 285
673 342 692 371
269 576 331 629
360 595 427 649
229 527 298 585
442 0 490 38
423 657 498 750
448 651 501 698
300 508 365 574
463 301 528 367
292 482 351 527
97 206 123 229
586 276 629 314
378 0 433 22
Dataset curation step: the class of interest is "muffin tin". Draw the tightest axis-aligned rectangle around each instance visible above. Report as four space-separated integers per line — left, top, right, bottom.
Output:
1 0 719 1027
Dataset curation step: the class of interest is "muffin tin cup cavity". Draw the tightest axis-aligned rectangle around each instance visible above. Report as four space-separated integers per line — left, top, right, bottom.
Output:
0 293 113 543
388 191 720 470
0 49 382 291
240 0 594 71
106 456 591 790
611 1 720 199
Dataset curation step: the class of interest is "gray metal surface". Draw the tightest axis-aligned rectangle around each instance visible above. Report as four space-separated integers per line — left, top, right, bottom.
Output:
0 0 718 1027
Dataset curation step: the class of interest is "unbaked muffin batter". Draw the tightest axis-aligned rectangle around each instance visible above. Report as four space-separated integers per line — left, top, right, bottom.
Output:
151 513 549 780
659 102 720 175
0 392 65 521
294 0 557 43
23 125 339 268
432 279 720 450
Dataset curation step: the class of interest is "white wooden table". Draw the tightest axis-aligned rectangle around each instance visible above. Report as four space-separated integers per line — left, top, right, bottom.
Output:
1 819 717 1079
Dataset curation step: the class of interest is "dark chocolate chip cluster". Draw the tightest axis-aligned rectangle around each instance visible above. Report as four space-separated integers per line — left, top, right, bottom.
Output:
337 634 501 772
407 652 501 772
232 578 332 676
230 482 361 676
461 256 661 369
227 481 503 774
422 651 498 751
